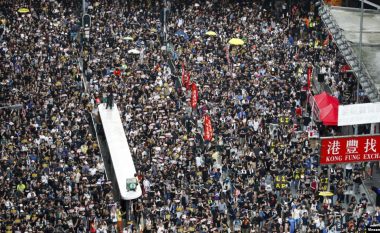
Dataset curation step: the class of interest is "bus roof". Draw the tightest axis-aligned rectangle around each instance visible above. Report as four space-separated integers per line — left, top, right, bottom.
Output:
98 103 142 200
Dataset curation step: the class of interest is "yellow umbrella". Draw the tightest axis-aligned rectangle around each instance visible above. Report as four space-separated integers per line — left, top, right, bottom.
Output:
229 38 245 45
319 191 334 197
17 7 30 13
205 31 217 36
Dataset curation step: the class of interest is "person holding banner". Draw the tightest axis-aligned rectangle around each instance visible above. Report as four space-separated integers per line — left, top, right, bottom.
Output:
190 82 198 110
203 115 213 142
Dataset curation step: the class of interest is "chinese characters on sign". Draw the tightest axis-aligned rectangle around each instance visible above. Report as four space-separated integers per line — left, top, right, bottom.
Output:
320 135 380 164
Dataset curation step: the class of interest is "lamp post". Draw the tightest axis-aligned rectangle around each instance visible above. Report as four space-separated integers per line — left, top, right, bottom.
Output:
163 0 167 43
354 0 364 135
83 0 86 16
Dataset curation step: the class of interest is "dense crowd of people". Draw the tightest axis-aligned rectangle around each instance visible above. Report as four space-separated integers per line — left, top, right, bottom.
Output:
1 0 378 232
0 0 118 232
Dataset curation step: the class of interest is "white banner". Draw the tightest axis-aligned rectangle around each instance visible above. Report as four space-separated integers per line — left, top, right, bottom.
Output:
338 102 380 126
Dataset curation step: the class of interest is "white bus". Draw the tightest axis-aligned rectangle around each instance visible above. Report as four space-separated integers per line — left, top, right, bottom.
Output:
98 103 142 202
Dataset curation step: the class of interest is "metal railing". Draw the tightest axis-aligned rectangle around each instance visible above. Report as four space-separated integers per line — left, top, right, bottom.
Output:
308 93 321 122
318 3 379 102
311 65 333 95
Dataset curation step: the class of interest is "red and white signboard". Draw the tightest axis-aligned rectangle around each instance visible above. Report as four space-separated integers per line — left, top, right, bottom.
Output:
320 135 380 164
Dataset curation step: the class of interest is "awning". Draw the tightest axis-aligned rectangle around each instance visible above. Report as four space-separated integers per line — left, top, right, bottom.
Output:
314 91 339 109
313 92 339 126
319 104 338 126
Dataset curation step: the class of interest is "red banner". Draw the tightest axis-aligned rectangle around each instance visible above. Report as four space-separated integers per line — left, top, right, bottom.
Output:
203 115 213 141
320 135 380 164
190 83 198 109
307 67 312 91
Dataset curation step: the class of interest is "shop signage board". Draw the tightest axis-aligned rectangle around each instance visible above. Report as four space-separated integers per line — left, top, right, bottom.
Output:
338 102 380 126
320 135 380 164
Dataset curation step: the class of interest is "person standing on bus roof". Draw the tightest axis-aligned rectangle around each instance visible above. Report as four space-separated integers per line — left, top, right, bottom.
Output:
106 92 114 110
